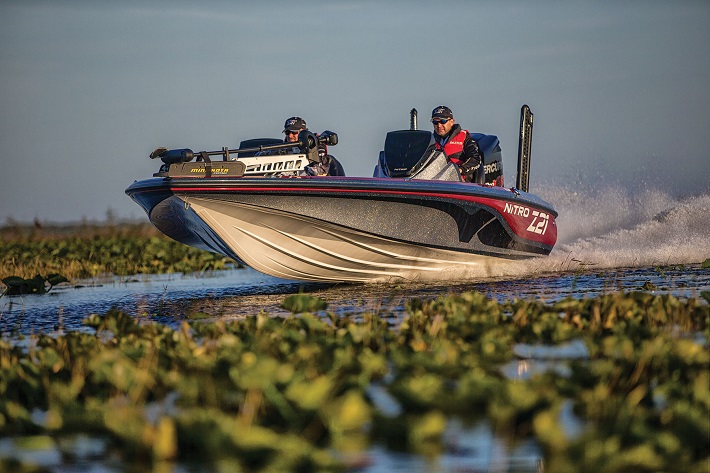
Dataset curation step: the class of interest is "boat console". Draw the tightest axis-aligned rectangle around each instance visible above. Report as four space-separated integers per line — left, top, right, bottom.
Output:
373 129 504 185
373 130 462 181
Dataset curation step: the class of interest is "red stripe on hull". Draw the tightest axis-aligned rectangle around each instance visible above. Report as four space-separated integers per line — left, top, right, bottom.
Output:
167 184 557 248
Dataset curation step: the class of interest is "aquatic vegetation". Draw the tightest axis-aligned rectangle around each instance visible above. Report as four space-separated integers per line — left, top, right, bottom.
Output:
0 223 239 280
281 293 329 313
640 280 658 291
1 274 68 295
0 292 707 472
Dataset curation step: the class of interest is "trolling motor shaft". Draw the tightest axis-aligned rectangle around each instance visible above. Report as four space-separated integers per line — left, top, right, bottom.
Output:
150 130 338 165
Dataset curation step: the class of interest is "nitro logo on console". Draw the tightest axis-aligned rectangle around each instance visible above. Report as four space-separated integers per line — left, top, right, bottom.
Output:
504 203 550 235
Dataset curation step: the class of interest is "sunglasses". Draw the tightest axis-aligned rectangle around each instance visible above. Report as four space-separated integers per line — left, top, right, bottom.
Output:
284 130 301 135
431 119 451 125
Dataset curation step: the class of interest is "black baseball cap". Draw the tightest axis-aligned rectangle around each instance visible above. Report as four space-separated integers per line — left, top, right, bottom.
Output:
283 116 307 132
431 106 454 120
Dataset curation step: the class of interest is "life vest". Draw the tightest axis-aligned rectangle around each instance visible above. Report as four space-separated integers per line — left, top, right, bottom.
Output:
435 129 469 165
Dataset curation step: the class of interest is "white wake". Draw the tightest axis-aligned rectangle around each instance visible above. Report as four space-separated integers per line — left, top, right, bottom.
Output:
425 185 710 283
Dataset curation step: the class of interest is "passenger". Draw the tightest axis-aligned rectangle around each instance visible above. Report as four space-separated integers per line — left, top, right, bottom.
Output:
281 116 307 150
306 142 346 176
281 116 345 176
430 106 482 182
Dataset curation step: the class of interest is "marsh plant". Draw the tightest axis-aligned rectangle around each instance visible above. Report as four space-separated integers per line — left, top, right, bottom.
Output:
0 223 239 281
0 291 708 472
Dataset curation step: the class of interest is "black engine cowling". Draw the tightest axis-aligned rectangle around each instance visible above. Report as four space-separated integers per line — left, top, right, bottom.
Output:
470 133 503 185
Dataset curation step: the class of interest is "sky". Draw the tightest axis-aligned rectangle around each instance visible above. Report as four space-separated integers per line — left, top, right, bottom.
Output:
1 0 708 224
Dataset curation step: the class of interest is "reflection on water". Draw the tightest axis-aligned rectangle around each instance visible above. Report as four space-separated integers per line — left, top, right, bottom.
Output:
0 269 319 335
363 420 544 473
1 265 709 336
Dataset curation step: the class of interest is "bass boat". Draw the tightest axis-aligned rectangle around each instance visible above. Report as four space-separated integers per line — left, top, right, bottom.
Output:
126 106 557 283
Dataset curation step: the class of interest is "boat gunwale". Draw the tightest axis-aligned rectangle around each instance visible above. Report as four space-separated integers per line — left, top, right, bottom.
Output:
126 176 559 218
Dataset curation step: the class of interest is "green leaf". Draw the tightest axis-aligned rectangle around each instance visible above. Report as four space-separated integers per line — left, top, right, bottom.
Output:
640 281 657 291
1 275 47 294
46 273 69 286
280 294 328 313
2 276 26 287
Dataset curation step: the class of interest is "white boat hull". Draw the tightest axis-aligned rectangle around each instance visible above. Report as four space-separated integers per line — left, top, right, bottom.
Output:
126 176 557 283
188 196 502 282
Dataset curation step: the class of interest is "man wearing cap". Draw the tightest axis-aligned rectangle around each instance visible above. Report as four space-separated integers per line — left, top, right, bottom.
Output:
280 116 345 176
282 116 307 147
431 106 482 183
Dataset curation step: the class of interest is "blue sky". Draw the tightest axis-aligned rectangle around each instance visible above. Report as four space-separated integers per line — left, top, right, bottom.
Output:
1 0 708 223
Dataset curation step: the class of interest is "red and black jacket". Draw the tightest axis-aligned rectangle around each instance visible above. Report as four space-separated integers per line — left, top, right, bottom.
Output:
434 124 482 180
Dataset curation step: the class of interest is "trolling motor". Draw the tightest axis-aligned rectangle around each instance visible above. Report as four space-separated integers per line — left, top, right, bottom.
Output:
149 147 192 165
149 130 338 178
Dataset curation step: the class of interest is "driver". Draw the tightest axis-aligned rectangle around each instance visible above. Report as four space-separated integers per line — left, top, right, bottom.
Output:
431 106 482 182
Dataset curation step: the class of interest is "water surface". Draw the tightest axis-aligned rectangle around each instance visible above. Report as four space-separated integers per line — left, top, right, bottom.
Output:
3 187 709 335
0 187 708 472
2 264 708 336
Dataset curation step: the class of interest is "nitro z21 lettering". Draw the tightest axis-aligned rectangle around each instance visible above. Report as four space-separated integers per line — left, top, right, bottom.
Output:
504 203 529 217
504 203 550 235
526 210 549 235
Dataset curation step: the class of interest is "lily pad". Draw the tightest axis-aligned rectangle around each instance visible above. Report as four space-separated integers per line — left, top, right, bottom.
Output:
1 273 69 295
2 274 49 295
281 294 328 313
46 273 69 286
640 281 657 291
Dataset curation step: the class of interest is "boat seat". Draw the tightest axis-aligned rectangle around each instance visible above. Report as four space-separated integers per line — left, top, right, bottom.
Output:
237 138 284 158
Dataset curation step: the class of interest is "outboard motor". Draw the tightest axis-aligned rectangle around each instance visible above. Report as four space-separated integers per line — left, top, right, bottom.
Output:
470 133 504 186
